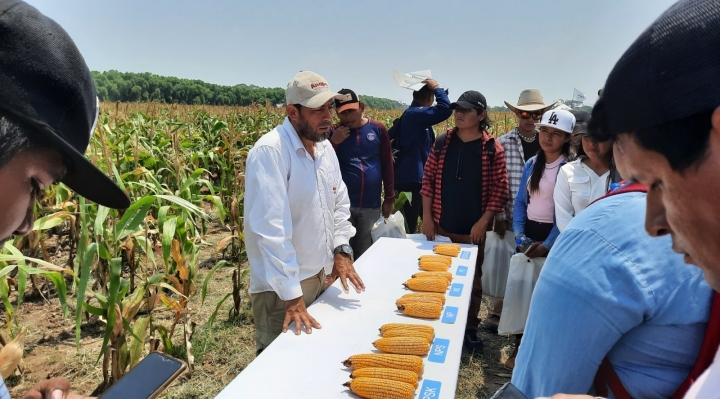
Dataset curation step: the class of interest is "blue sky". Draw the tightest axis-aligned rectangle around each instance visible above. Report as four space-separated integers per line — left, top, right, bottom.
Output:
28 0 678 107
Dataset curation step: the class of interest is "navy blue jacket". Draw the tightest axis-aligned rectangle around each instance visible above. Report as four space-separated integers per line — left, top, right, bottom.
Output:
394 87 452 185
331 119 395 209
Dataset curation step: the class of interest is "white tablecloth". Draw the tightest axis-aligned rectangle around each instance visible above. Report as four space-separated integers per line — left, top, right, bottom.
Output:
216 236 478 399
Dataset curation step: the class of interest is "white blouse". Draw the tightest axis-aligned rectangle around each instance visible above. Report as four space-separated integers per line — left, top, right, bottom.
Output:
554 158 610 232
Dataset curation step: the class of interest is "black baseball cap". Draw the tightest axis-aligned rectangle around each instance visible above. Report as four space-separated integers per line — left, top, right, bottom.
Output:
592 0 720 136
450 91 487 111
0 0 130 209
334 88 360 113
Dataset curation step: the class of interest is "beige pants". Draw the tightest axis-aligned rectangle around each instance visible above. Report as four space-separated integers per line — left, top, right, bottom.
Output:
252 269 327 351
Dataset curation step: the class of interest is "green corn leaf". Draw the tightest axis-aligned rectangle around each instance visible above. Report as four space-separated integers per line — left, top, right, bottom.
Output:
115 196 156 240
208 292 232 327
45 272 69 316
98 257 122 363
201 260 227 306
75 243 97 348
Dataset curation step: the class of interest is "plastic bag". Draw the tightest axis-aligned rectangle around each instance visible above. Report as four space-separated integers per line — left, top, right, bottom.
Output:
498 253 546 335
481 232 517 298
371 211 406 241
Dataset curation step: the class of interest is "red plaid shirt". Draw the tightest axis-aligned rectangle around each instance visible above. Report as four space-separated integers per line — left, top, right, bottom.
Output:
420 128 509 224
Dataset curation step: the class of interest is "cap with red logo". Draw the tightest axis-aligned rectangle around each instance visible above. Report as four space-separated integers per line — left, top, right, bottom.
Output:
285 71 341 109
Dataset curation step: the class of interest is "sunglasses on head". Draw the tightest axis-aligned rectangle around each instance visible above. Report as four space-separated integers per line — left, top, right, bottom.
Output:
518 111 543 120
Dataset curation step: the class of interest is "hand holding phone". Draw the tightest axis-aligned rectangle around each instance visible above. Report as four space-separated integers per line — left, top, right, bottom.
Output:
490 382 529 399
98 352 186 399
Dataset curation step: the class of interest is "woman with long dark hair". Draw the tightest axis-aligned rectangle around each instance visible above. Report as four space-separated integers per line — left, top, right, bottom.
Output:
554 113 618 232
513 110 575 258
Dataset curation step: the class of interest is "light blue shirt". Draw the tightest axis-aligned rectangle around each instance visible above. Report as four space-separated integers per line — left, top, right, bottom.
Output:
512 192 713 398
0 376 10 399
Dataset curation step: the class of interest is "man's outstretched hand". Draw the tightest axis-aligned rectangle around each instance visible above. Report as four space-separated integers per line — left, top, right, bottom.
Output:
283 296 321 335
326 254 365 294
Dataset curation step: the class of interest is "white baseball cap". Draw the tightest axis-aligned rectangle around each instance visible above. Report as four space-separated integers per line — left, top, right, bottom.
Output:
535 109 576 134
285 71 341 108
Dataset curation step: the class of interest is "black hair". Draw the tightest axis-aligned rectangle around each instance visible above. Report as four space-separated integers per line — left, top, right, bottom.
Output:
588 100 714 172
0 115 43 169
529 132 571 194
412 85 433 103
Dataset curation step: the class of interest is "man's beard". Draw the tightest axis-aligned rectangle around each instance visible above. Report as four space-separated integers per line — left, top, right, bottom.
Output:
296 115 330 143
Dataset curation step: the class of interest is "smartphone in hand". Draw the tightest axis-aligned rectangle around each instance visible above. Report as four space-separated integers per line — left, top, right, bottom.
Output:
490 382 529 399
99 352 187 399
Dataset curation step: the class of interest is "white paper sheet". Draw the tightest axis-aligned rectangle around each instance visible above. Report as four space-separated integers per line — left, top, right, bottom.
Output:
215 237 478 399
393 69 432 91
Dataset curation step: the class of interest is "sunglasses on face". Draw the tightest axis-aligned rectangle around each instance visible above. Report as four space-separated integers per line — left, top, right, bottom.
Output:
518 111 543 120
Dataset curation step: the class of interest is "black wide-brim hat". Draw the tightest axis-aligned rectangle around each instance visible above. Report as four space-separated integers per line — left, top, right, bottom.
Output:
0 0 130 209
594 0 720 135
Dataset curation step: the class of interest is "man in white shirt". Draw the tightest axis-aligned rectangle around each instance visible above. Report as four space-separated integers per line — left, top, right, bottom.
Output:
244 71 365 353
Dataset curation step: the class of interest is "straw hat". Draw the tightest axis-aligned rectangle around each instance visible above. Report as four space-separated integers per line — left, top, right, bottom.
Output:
504 89 556 113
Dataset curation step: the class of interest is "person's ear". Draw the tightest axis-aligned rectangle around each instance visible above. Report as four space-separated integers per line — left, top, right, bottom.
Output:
479 109 487 121
359 103 365 113
565 133 571 143
286 104 300 122
711 105 720 135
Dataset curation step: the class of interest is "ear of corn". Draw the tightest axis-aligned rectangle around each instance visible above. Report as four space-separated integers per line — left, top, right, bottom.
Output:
400 292 446 305
418 255 452 266
433 243 461 257
411 271 452 282
343 377 415 399
379 323 435 337
403 277 448 293
395 296 443 309
418 258 451 271
381 327 434 342
342 354 424 374
397 302 443 319
0 328 26 379
373 337 431 356
350 367 419 387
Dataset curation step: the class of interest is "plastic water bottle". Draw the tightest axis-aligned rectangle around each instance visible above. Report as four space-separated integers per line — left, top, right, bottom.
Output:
516 236 533 252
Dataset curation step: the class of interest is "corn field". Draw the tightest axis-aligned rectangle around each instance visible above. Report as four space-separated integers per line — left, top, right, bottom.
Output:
0 102 516 393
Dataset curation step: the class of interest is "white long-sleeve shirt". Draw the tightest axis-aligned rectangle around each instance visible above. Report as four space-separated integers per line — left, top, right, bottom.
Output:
553 158 610 232
244 118 355 300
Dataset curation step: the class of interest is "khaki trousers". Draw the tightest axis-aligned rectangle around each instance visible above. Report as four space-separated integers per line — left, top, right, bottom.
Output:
252 269 327 351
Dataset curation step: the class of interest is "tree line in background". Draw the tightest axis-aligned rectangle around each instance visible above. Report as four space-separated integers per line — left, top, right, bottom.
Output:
92 70 405 110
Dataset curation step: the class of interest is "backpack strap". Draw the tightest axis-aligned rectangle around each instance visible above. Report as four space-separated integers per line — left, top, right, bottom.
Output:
433 132 448 158
589 181 648 207
433 132 496 165
485 137 496 165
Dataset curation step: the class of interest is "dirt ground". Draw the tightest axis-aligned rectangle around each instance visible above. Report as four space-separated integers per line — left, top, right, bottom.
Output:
4 229 515 398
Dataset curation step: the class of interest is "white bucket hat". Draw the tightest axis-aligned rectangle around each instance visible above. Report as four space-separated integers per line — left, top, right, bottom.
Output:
285 71 341 108
535 109 576 134
504 89 556 113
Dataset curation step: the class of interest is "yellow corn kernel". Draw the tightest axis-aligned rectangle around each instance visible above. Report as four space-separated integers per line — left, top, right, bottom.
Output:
433 243 461 257
350 367 419 387
395 296 443 309
373 337 431 356
379 323 435 337
418 259 451 271
381 327 434 343
342 354 424 374
400 292 446 305
418 254 452 266
403 277 448 293
397 301 443 319
411 271 452 282
343 377 415 399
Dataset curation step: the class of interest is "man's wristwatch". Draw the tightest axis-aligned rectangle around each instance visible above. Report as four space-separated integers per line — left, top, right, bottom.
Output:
333 244 354 259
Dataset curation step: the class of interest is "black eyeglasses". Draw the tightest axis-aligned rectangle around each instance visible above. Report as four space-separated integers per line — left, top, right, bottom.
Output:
518 111 543 120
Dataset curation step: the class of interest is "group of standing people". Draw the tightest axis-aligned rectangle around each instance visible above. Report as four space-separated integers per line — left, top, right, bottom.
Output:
1 0 719 398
